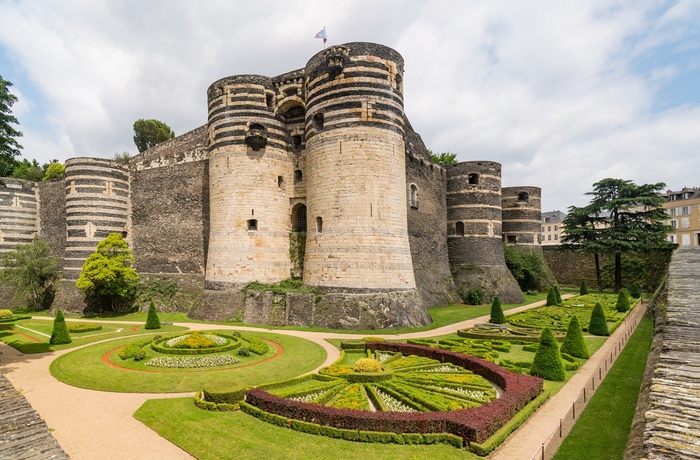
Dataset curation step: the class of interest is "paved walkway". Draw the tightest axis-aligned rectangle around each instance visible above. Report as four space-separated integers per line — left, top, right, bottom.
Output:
2 293 639 460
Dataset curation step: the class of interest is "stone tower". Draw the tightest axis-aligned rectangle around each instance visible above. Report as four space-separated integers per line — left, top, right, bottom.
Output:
302 43 416 290
446 161 525 303
501 186 543 248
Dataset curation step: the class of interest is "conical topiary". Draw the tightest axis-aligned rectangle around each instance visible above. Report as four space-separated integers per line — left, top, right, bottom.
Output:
546 287 558 306
49 309 72 345
588 303 609 336
145 301 161 330
554 284 563 304
616 289 630 312
580 281 588 296
489 296 506 324
560 315 589 359
530 328 566 381
630 284 642 299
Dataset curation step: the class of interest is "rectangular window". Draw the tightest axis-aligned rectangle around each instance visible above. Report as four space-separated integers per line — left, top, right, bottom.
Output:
554 225 558 231
669 208 677 217
554 234 558 240
547 235 551 240
669 235 677 243
670 220 678 228
542 226 545 232
682 218 690 228
682 206 690 215
548 226 551 231
682 234 691 246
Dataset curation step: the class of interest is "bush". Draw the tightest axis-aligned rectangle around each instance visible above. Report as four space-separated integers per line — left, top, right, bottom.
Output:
616 289 631 312
119 339 153 360
49 309 72 345
145 301 161 329
630 284 642 299
339 340 366 350
465 287 485 305
0 309 13 319
354 358 382 373
553 284 563 304
67 323 102 333
503 244 554 291
579 281 589 295
546 287 558 306
529 328 565 381
238 346 250 356
588 303 609 336
203 384 246 405
246 337 269 355
489 296 506 324
560 316 589 359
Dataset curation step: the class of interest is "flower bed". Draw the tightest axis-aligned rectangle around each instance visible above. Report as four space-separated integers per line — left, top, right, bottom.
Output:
151 332 241 355
146 354 240 368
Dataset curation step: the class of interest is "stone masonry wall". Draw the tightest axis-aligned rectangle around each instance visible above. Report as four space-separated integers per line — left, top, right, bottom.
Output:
0 178 39 258
38 178 67 265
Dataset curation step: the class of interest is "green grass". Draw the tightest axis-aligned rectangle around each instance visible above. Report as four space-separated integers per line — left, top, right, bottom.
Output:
50 331 326 393
553 316 653 460
0 318 186 353
134 398 479 460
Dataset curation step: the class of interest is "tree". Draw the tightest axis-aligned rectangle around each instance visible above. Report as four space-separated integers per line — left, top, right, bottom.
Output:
560 205 606 291
49 309 71 345
0 238 60 310
546 287 558 306
428 150 457 166
133 119 174 152
11 158 44 181
616 288 630 312
489 296 506 324
560 316 589 359
579 281 588 295
553 284 563 304
76 233 139 312
561 179 674 292
0 76 23 171
503 245 554 291
145 301 161 329
530 328 566 381
42 162 65 181
588 303 609 336
0 153 18 177
113 151 131 164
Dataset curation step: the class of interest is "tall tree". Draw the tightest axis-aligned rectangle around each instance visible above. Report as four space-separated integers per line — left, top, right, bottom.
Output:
562 178 673 292
0 238 60 310
133 119 174 152
1 76 23 185
560 205 606 291
11 158 44 181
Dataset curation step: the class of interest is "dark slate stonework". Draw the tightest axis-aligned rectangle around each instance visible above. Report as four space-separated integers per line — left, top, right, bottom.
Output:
38 179 67 266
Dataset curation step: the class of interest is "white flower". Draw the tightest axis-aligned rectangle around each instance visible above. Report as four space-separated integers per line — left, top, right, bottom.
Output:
146 354 240 368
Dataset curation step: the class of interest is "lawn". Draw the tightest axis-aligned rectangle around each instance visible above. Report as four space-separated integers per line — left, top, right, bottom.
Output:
134 397 479 460
553 316 653 460
50 331 326 393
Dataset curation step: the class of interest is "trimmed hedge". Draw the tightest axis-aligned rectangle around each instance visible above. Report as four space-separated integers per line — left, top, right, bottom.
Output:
245 342 543 445
145 301 161 329
489 296 506 324
616 289 631 312
0 309 13 319
529 328 565 382
67 323 103 333
340 340 367 351
560 315 589 359
151 333 241 355
246 337 269 355
579 281 588 295
553 284 563 304
193 391 239 412
49 310 71 345
546 288 558 306
630 284 642 299
119 338 154 360
588 303 609 336
203 384 246 405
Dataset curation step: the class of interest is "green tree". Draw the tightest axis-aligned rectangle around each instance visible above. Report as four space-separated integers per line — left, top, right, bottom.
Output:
11 158 43 181
553 284 563 304
428 150 457 166
560 316 589 359
616 288 630 312
489 296 506 324
588 303 609 336
76 233 139 312
49 309 72 345
562 179 673 292
0 76 22 186
530 328 566 381
42 162 65 181
503 245 554 291
113 151 131 164
560 205 606 291
0 238 59 310
133 119 174 152
546 287 558 306
630 284 642 299
579 281 588 295
0 153 18 177
145 301 161 329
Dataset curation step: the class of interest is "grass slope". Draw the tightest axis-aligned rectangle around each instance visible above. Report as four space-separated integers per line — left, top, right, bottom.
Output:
134 398 478 460
553 316 653 460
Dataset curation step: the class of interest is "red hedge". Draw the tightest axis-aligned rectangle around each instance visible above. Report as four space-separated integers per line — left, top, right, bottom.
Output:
245 342 543 445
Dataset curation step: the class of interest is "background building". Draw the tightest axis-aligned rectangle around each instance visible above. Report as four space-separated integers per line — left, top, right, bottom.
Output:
541 210 566 245
663 187 700 247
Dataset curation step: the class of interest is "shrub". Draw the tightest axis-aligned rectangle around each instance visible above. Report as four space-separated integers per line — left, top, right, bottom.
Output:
246 337 269 355
616 289 631 312
579 281 588 295
145 301 161 329
49 309 72 345
489 296 506 324
588 303 609 336
546 287 558 306
67 324 102 333
362 336 386 342
529 328 565 381
119 339 152 360
173 332 218 349
465 287 485 305
203 384 246 405
560 316 589 359
354 358 382 373
339 340 366 350
630 284 642 299
553 284 563 304
0 309 13 319
238 346 250 356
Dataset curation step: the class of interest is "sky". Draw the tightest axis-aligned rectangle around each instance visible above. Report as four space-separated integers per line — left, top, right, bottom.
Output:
1 0 699 212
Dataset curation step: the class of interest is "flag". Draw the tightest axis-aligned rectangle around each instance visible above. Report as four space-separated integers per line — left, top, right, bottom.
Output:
314 28 327 44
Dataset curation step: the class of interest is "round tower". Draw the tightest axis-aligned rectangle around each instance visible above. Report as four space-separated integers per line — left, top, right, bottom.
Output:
501 186 542 248
446 161 524 303
63 158 129 280
302 43 415 290
0 179 39 259
205 75 292 286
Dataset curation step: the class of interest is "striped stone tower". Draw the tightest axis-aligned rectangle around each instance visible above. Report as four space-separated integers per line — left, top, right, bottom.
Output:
63 158 129 280
204 75 293 286
0 179 39 258
302 43 415 290
502 186 543 248
446 161 524 303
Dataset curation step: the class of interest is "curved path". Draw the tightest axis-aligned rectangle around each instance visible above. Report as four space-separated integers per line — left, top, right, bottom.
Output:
0 296 579 459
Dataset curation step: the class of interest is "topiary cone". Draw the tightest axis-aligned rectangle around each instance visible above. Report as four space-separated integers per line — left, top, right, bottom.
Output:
630 284 642 299
560 315 589 359
616 289 630 312
546 287 558 306
588 302 609 336
489 296 507 324
554 284 563 304
49 309 72 345
530 328 566 381
580 281 588 296
145 301 162 329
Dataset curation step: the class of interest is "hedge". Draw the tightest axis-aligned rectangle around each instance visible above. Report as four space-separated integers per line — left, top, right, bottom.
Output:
202 384 246 405
67 324 103 333
339 340 367 351
151 333 241 355
193 391 239 412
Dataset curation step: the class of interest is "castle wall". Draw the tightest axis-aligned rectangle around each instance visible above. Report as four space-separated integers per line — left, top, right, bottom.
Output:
302 43 416 290
130 126 210 274
205 75 293 285
0 179 39 258
62 158 129 280
38 179 67 264
502 186 542 247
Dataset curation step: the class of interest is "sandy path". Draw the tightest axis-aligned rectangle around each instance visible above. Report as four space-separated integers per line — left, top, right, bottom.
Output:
0 294 591 460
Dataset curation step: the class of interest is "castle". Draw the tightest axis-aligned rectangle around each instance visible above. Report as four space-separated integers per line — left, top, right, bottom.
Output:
0 42 543 329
